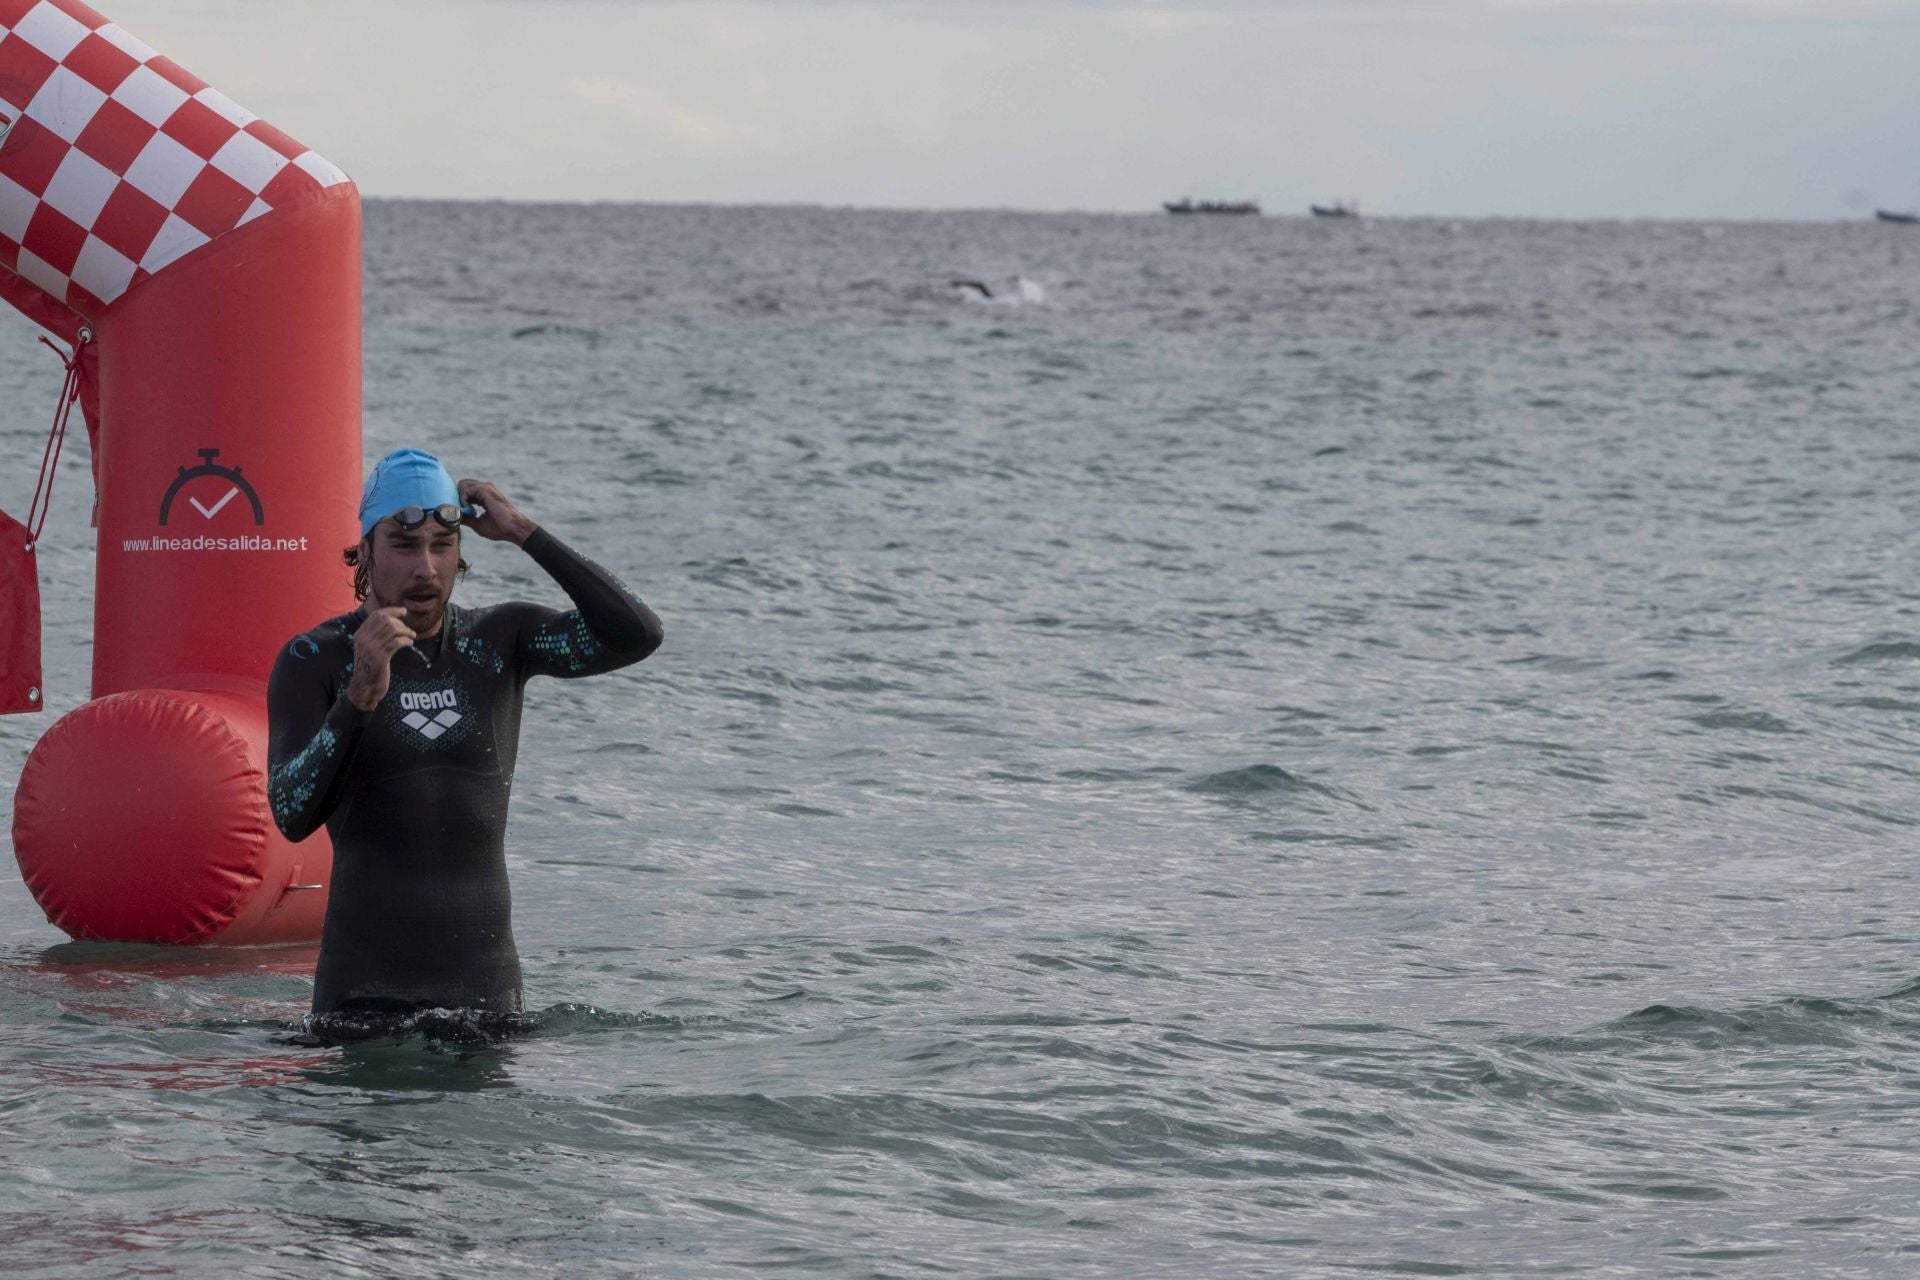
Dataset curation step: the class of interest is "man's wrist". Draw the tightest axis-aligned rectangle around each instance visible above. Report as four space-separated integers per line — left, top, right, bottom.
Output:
511 519 540 548
345 674 381 712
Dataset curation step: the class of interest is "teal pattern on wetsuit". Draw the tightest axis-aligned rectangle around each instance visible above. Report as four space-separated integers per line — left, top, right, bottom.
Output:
266 528 662 1015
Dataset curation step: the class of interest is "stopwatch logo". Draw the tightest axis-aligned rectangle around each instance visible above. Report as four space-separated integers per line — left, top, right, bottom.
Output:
158 449 265 527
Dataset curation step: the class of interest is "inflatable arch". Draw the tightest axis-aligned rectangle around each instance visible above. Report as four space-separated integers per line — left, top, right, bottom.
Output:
2 0 360 943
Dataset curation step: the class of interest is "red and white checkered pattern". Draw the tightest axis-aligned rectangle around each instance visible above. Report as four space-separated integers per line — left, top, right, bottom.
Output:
0 0 350 315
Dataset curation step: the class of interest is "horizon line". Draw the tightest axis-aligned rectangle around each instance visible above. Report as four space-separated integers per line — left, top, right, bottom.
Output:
353 195 1912 224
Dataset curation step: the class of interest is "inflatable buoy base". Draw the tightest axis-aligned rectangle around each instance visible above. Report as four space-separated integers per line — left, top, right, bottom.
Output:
12 685 330 945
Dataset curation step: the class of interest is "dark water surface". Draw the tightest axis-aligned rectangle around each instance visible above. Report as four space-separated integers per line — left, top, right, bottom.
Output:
5 206 1920 1276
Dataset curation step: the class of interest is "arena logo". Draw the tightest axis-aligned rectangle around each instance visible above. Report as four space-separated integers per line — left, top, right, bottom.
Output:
158 448 265 526
0 109 12 146
399 688 458 713
399 687 464 742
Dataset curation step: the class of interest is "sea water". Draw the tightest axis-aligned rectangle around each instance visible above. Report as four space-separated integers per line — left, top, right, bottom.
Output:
4 205 1920 1276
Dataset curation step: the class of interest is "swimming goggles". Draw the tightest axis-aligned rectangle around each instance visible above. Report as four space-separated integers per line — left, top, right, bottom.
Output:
384 503 479 531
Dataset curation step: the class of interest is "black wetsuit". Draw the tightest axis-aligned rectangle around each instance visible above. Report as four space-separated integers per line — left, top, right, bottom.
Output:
266 528 662 1017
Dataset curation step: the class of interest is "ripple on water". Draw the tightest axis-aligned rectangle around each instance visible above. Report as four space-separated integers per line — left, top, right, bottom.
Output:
1182 764 1362 809
1834 640 1920 665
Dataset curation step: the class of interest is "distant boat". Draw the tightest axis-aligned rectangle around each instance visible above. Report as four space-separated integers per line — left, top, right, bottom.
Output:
1164 198 1261 216
1876 209 1919 224
1310 201 1359 219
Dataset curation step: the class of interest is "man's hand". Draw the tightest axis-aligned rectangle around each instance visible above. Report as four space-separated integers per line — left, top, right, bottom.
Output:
457 479 538 546
347 606 413 711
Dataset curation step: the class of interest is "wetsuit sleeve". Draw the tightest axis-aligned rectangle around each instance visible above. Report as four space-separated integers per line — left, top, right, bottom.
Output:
515 526 664 679
266 641 371 842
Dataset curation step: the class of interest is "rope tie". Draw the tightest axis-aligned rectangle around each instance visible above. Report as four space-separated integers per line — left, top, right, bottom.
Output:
25 327 90 552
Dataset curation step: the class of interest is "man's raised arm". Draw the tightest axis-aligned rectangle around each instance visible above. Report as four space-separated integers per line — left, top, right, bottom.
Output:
458 479 664 677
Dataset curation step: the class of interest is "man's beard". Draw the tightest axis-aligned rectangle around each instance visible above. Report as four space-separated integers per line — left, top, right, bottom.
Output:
371 578 449 634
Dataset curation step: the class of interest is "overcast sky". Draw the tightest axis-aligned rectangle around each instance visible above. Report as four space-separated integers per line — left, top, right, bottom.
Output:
89 0 1920 219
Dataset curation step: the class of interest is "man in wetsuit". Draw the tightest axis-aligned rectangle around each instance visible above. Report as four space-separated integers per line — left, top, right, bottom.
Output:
267 448 662 1023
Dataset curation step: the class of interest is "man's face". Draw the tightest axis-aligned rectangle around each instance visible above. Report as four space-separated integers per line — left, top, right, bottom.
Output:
364 518 459 636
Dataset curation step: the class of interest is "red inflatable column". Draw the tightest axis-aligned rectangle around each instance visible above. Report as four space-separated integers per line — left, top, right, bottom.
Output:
90 191 361 698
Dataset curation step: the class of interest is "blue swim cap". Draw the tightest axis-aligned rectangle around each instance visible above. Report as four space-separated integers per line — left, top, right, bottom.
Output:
359 448 460 537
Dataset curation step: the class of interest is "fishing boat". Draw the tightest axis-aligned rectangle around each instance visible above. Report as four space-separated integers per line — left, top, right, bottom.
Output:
1164 198 1261 216
1876 209 1919 225
1311 201 1359 219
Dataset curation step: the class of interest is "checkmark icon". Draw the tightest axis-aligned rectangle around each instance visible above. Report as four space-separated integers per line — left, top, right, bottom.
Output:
189 487 240 520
